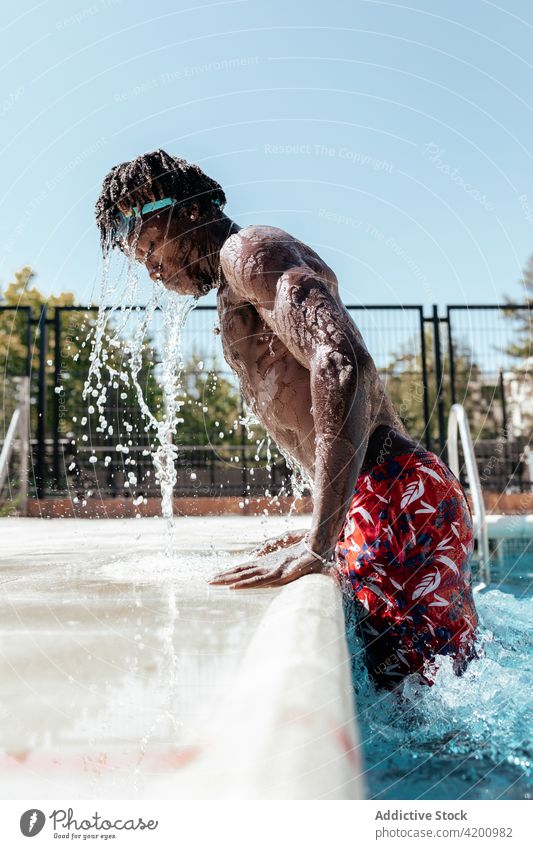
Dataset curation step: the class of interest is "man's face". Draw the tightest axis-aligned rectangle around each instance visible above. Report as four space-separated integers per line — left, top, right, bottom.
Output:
121 204 213 296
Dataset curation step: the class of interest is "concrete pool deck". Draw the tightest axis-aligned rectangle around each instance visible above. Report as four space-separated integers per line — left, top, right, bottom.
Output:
0 517 363 800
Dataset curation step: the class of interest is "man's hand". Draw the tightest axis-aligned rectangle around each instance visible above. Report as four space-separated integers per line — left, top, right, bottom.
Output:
209 540 332 590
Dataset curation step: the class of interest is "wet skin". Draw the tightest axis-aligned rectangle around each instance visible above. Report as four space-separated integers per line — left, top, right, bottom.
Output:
126 203 419 588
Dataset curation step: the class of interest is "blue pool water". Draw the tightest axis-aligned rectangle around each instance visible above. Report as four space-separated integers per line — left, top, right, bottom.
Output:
349 547 533 800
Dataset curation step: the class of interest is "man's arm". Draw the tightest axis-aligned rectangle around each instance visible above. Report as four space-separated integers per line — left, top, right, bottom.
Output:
271 267 373 559
211 263 375 589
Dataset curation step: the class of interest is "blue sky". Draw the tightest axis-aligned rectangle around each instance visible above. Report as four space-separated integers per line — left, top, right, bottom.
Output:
1 0 532 309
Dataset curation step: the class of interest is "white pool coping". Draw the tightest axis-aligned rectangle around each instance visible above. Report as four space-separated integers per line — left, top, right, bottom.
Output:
483 513 533 538
0 517 363 800
165 574 363 800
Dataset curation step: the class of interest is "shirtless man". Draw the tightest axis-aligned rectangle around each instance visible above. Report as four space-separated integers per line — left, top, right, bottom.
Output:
96 149 478 688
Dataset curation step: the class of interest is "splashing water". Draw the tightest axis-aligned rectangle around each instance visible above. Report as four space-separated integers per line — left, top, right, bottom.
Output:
345 583 533 799
277 444 314 515
84 241 194 540
239 401 313 520
83 242 310 541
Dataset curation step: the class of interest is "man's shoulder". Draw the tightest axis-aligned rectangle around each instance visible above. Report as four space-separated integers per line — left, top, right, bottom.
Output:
223 224 295 250
220 225 340 303
220 225 299 284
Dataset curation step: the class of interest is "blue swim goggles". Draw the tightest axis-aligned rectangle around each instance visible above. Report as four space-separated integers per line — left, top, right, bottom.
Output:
112 197 177 246
111 195 224 247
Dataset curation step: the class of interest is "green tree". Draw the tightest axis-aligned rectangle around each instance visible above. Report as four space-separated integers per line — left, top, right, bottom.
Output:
0 266 77 378
505 254 533 363
177 356 246 447
1 267 269 495
382 329 495 441
1 267 160 440
500 255 533 439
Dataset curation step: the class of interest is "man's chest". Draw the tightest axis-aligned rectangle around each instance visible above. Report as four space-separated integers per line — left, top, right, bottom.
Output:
218 300 293 403
217 295 314 438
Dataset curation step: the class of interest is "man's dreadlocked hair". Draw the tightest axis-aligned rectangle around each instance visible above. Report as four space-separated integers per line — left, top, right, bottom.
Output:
95 149 227 250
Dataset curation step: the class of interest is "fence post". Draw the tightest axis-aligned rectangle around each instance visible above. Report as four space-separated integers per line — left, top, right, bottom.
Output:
446 306 457 406
239 395 248 497
418 307 431 450
432 305 447 457
498 367 510 487
25 306 32 377
18 376 30 515
53 309 62 492
36 306 48 499
23 307 32 513
498 368 508 437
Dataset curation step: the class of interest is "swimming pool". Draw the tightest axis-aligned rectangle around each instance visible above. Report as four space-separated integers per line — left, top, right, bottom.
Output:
0 516 361 800
352 545 533 800
0 516 530 800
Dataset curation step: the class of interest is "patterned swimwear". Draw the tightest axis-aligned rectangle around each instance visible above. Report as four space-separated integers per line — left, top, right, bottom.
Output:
335 449 479 688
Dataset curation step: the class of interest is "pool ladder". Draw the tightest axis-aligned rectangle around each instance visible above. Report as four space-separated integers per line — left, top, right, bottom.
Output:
0 377 30 515
447 404 490 590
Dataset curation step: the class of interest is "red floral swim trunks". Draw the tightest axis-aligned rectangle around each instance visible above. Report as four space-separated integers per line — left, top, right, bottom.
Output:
335 449 479 688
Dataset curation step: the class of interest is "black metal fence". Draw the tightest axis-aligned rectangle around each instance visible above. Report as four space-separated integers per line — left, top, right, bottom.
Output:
1 302 531 502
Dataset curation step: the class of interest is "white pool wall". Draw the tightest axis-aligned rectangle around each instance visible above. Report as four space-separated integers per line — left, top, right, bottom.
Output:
171 574 363 799
483 513 533 538
0 516 363 800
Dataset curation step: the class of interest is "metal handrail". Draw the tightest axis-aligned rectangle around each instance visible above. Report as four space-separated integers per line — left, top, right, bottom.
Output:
0 408 21 491
447 403 490 587
0 377 30 514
